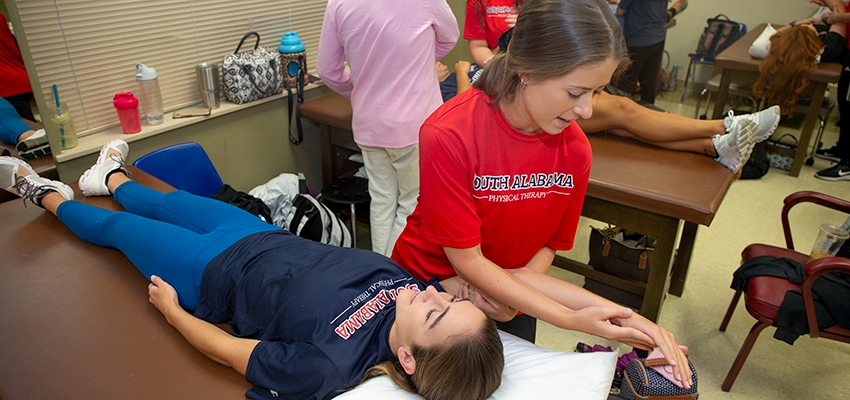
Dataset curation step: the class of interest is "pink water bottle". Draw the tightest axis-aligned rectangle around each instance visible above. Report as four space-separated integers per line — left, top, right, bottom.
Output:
113 92 142 134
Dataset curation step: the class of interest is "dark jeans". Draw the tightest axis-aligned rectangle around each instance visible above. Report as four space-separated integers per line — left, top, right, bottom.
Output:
835 65 850 161
617 40 666 105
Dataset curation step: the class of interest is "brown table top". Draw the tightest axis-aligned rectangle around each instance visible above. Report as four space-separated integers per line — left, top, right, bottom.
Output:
714 23 842 83
300 92 353 131
586 133 734 226
301 93 734 226
0 167 250 399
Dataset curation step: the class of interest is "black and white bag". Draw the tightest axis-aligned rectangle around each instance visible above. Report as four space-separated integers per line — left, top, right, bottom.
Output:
222 32 284 104
249 173 351 247
693 14 745 62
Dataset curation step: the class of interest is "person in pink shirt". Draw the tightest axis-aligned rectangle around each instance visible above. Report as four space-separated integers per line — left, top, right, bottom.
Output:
317 0 459 256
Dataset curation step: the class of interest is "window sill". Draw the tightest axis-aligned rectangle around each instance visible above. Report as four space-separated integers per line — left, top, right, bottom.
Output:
53 83 325 163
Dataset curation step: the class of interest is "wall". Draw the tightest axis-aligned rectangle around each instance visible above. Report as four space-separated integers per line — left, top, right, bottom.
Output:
440 0 826 84
56 87 331 193
662 0 822 71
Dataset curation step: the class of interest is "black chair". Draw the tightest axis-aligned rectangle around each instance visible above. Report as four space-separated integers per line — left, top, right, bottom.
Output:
318 177 369 248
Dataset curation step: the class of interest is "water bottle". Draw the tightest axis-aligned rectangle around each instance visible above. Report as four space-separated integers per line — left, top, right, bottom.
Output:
113 92 142 134
278 31 306 89
135 63 164 125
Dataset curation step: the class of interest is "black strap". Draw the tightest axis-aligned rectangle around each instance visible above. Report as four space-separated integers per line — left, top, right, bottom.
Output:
234 31 260 54
287 54 307 145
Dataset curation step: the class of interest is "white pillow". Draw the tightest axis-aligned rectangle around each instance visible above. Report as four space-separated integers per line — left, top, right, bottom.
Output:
337 331 618 400
749 24 777 59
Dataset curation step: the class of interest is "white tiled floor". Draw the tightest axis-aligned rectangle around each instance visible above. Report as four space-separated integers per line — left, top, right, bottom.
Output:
537 89 850 399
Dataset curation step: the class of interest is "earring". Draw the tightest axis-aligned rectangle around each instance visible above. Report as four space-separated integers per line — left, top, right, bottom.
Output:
521 78 527 87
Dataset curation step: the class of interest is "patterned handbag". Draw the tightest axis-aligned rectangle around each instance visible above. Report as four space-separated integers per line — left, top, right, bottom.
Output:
620 353 699 399
222 32 284 104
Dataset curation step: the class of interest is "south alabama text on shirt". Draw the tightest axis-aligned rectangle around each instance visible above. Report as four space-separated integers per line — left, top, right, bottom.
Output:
473 172 575 202
333 283 421 340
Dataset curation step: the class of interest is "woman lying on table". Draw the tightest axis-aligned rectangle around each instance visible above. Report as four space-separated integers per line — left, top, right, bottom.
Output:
0 140 503 400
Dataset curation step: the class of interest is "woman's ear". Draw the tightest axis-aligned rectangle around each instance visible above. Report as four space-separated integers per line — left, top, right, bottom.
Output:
397 346 417 375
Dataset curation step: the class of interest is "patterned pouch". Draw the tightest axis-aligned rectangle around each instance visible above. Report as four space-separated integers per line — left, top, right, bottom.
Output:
620 354 699 399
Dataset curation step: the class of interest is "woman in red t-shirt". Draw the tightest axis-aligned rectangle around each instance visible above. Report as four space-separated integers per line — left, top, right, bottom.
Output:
394 0 693 389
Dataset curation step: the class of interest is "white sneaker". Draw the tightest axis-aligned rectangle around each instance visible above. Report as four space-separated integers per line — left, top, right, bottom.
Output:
713 119 758 173
16 128 52 160
0 156 73 207
79 139 129 196
725 105 780 143
0 156 36 192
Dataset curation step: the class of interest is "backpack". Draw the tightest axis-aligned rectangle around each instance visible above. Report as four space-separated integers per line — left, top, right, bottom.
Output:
212 184 274 223
693 14 746 62
286 188 352 247
249 173 352 247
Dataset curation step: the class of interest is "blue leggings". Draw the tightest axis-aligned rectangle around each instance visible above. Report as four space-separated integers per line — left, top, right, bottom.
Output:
0 96 29 145
55 181 279 311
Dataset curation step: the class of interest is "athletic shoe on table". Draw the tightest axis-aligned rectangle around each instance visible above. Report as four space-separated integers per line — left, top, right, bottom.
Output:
713 119 758 173
0 156 73 207
725 105 780 143
15 129 52 160
78 139 129 196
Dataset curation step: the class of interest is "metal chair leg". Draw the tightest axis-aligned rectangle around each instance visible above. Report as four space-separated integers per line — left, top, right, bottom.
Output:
722 321 769 392
680 59 695 103
719 290 742 332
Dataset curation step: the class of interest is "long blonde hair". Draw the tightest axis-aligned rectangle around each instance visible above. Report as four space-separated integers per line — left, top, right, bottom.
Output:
752 25 823 117
356 319 503 400
475 0 630 106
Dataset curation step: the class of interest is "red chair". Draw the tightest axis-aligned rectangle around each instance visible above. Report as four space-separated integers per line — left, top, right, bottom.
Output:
718 190 850 392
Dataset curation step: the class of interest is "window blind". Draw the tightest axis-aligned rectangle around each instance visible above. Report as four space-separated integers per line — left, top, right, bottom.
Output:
17 0 326 136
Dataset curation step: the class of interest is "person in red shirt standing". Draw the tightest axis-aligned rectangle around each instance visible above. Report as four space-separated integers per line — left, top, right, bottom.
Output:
393 0 693 389
0 13 35 121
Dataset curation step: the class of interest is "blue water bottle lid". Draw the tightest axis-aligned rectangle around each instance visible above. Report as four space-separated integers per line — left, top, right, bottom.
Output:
279 31 305 53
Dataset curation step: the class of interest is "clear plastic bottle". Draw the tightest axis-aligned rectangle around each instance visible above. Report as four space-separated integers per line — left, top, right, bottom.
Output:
135 63 164 125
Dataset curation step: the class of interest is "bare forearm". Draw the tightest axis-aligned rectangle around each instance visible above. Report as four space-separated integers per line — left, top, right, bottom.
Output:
507 267 620 310
445 246 584 331
469 40 496 66
162 304 256 374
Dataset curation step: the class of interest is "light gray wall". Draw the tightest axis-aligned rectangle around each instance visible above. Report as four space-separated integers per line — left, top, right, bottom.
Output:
440 0 827 82
662 0 822 71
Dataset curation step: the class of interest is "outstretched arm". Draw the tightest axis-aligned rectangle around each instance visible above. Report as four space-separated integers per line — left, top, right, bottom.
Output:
444 245 656 345
148 275 259 375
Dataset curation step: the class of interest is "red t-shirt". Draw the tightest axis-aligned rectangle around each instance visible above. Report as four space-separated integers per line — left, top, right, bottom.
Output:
0 14 32 98
392 88 592 282
463 0 520 50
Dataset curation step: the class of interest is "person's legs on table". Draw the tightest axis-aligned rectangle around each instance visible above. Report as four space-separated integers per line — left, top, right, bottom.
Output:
2 92 35 121
0 97 49 159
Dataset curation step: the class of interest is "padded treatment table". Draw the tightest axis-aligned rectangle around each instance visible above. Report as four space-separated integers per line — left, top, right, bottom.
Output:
0 167 251 399
710 23 841 177
300 94 735 322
